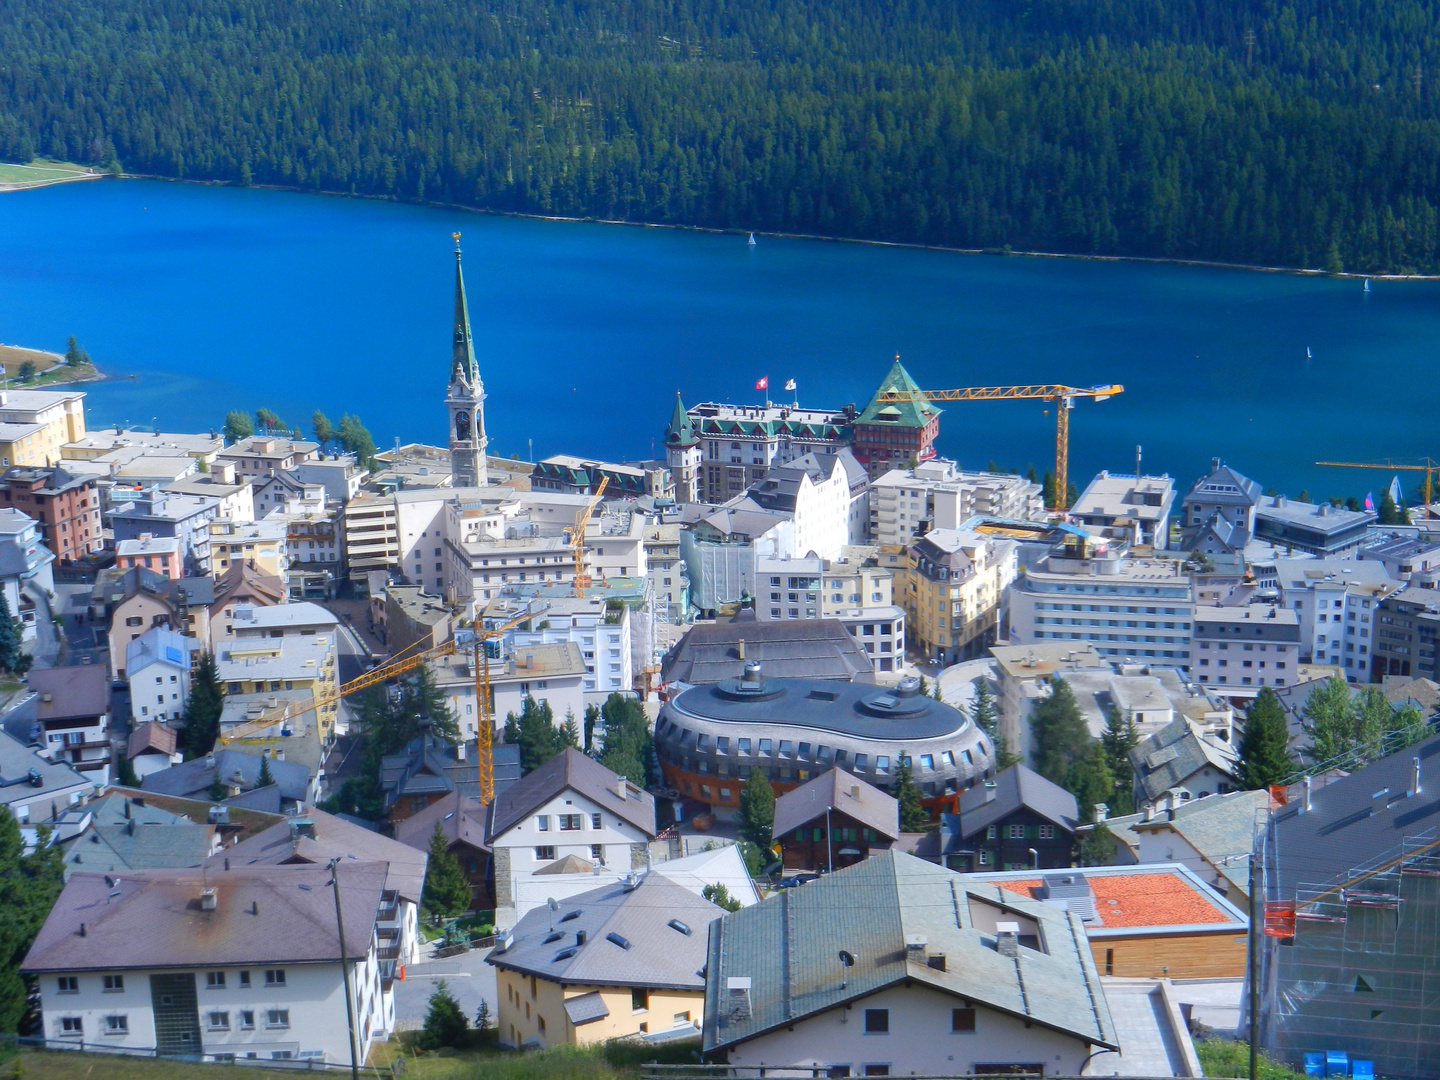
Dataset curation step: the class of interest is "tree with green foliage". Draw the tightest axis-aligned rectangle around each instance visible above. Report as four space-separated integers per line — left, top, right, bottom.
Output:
181 651 225 757
1100 705 1140 816
502 695 564 774
597 693 652 788
1077 821 1116 867
0 591 22 674
254 407 284 434
738 770 775 848
423 821 472 915
16 360 35 382
116 754 141 788
0 809 65 1032
257 752 274 788
63 336 89 366
582 703 598 753
1303 677 1365 765
1042 470 1059 509
735 840 768 878
1378 490 1408 525
207 772 227 801
474 999 491 1038
972 677 998 740
702 882 742 912
1236 687 1296 790
420 980 468 1050
336 413 378 469
223 409 254 442
893 758 929 831
1031 678 1111 817
311 410 333 449
560 709 581 749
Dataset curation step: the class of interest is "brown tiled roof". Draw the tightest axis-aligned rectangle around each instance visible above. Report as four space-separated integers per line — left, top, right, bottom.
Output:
29 665 109 720
127 721 178 759
393 790 490 854
772 767 899 841
488 748 656 841
212 559 285 610
22 862 387 973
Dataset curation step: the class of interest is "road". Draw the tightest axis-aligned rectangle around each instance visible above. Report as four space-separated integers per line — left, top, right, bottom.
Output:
392 945 498 1032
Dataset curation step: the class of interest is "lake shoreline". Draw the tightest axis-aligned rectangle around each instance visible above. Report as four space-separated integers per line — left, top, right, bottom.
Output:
119 171 1440 283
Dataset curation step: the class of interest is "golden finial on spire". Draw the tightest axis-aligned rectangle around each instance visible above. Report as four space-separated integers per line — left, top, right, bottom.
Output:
452 231 462 251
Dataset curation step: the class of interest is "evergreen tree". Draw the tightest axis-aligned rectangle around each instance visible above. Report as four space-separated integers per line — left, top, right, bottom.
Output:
1042 470 1059 509
311 410 333 450
336 413 378 469
208 772 227 801
474 999 492 1038
738 770 775 848
223 409 254 442
63 335 88 366
597 693 652 787
0 590 21 673
257 752 274 788
1100 705 1140 816
1236 687 1295 790
116 754 140 788
1077 821 1116 867
1031 678 1111 815
560 709 581 749
423 821 472 915
0 810 65 1033
504 696 563 774
702 882 742 911
17 361 35 382
1378 490 1407 525
972 677 999 740
420 980 468 1050
1388 702 1432 750
1304 677 1360 765
582 703 598 752
254 407 284 434
181 651 225 757
893 758 929 831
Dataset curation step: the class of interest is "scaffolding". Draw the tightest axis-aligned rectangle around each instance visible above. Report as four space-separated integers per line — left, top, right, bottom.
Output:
1259 823 1440 1080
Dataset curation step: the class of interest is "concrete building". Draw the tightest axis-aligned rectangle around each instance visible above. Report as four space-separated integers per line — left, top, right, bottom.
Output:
988 642 1109 766
772 768 901 873
489 875 720 1048
101 569 216 675
382 584 452 658
586 508 647 582
645 521 688 621
745 449 868 557
703 851 1118 1075
1262 558 1400 677
445 245 489 488
209 517 289 581
215 635 339 740
1071 471 1176 546
848 358 942 481
208 560 286 644
679 502 793 617
117 534 183 580
656 670 992 808
1178 458 1263 547
1373 586 1440 681
870 459 1044 547
110 491 222 576
1363 534 1440 586
686 401 853 505
215 435 320 477
126 628 193 724
428 641 587 743
62 427 222 471
0 506 55 639
1192 603 1302 698
0 466 103 563
663 393 702 504
787 546 910 675
1059 662 1233 744
445 502 578 604
163 466 257 525
0 388 87 469
23 861 395 1065
531 455 672 500
901 528 1018 664
485 749 657 925
26 665 113 782
662 617 874 685
499 595 635 698
1252 495 1375 557
1004 535 1195 667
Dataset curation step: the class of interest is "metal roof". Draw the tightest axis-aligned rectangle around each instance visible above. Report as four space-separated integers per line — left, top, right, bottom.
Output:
957 764 1080 837
773 768 900 841
664 618 874 684
487 747 656 841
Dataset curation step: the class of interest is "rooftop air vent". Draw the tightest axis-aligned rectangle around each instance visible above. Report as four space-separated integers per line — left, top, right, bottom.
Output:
668 919 692 936
605 932 631 950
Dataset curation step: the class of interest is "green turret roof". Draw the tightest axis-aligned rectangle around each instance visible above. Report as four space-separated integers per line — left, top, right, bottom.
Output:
665 392 697 446
451 246 480 388
857 358 941 427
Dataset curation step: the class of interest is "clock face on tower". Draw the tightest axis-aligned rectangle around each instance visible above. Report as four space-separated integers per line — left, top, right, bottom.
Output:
455 411 471 440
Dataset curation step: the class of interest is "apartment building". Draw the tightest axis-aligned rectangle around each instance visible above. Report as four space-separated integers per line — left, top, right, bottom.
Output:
1373 586 1440 681
1191 603 1301 698
27 665 113 782
901 529 1017 664
1261 558 1400 677
0 388 87 468
215 436 320 476
1070 471 1176 546
870 459 1043 546
0 466 103 563
688 401 853 504
215 635 339 739
209 518 289 580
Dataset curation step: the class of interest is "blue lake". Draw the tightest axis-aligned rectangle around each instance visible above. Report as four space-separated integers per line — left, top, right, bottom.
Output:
0 178 1436 500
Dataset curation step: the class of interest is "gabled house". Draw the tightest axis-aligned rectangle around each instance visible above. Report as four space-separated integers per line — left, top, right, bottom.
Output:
772 767 900 873
126 721 181 779
1178 458 1262 547
57 789 217 880
0 727 92 832
25 665 113 782
126 628 193 724
486 747 657 926
23 861 395 1064
208 559 286 644
378 738 458 821
140 748 314 812
951 764 1079 872
703 851 1118 1075
1130 716 1239 805
489 874 722 1048
394 790 494 910
98 567 216 677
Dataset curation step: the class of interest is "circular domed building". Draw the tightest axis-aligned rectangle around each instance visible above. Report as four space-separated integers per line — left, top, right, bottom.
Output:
656 663 994 809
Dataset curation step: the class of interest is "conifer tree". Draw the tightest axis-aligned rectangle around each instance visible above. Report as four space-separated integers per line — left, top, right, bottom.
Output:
420 980 468 1049
893 758 929 832
1237 687 1295 791
1031 678 1111 816
223 410 254 442
738 770 775 848
598 693 652 787
0 810 65 1032
423 821 472 915
1100 705 1139 816
702 883 742 912
312 410 333 450
257 752 274 788
0 590 21 673
181 651 225 757
972 677 999 741
116 754 141 788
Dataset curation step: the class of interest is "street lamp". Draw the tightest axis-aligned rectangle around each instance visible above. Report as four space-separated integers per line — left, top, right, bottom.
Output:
1028 847 1039 870
326 858 360 1080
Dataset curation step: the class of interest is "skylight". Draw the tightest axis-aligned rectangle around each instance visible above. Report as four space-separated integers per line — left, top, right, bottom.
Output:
668 919 691 936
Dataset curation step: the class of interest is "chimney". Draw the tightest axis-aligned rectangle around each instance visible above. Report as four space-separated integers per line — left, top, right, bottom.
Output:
126 819 135 836
983 780 997 803
200 888 218 911
251 900 259 916
1093 803 1108 823
996 921 1020 958
576 930 587 946
1302 776 1313 813
737 638 745 661
616 776 629 799
41 692 52 703
1143 800 1157 822
1411 757 1423 798
79 922 85 937
726 977 753 1024
904 934 927 955
205 752 216 768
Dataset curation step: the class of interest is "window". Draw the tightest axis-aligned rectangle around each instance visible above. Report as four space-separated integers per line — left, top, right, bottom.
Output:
986 825 997 840
266 1009 290 1029
240 1011 255 1030
57 976 78 994
558 814 582 831
1008 823 1026 839
535 846 556 860
264 969 286 987
951 1007 977 1033
536 816 550 831
863 1066 891 1076
207 971 226 989
104 1014 128 1035
864 1008 889 1033
591 813 602 829
1038 824 1055 839
632 987 649 1012
208 1011 230 1030
103 975 125 992
238 971 250 988
60 1016 83 1036
674 1011 692 1025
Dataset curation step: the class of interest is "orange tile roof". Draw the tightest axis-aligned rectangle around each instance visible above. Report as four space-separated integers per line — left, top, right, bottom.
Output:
995 870 1232 929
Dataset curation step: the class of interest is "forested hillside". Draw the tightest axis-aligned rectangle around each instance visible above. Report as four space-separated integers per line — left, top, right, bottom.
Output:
4 0 1440 271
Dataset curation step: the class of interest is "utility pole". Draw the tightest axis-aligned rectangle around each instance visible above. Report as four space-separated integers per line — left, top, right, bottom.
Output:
1244 28 1256 72
1415 64 1424 100
328 858 360 1080
1248 849 1261 1080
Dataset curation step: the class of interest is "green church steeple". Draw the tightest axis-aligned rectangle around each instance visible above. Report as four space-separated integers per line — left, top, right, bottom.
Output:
666 391 697 447
451 241 480 388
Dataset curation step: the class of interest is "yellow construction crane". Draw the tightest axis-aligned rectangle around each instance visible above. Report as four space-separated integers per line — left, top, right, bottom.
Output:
218 609 532 804
568 475 609 598
875 383 1124 509
1315 459 1438 519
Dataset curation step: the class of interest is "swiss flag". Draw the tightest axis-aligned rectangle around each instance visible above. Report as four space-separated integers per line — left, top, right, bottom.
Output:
755 376 769 390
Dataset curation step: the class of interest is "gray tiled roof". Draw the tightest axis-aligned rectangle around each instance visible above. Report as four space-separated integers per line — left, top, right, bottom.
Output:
664 617 874 684
29 665 110 721
23 861 387 973
489 874 720 989
1130 717 1238 801
563 990 611 1025
140 748 310 803
0 727 90 806
487 748 656 841
957 764 1079 838
773 768 899 841
1126 788 1270 893
62 819 216 880
703 851 1116 1052
213 808 428 904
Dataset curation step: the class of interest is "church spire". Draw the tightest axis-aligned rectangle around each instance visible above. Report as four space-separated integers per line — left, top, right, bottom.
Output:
451 235 480 388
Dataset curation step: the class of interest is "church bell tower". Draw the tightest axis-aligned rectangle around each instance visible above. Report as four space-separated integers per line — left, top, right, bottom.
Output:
447 233 488 488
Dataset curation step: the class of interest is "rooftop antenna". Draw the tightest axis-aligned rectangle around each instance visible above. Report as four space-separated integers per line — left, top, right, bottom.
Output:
1135 444 1142 480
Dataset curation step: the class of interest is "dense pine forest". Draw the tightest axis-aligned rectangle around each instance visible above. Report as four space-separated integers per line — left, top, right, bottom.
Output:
4 0 1440 271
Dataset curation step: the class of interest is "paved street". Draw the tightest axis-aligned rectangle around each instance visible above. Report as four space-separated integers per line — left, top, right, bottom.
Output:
392 945 497 1031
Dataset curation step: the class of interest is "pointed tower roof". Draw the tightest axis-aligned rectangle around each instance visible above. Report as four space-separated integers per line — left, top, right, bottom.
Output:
665 392 697 447
451 238 480 388
857 357 941 427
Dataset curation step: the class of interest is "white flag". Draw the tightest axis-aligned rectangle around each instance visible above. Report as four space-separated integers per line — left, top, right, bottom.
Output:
784 379 797 392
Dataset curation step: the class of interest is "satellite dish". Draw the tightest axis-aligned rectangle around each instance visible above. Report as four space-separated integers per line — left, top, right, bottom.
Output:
547 897 560 912
838 950 855 967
